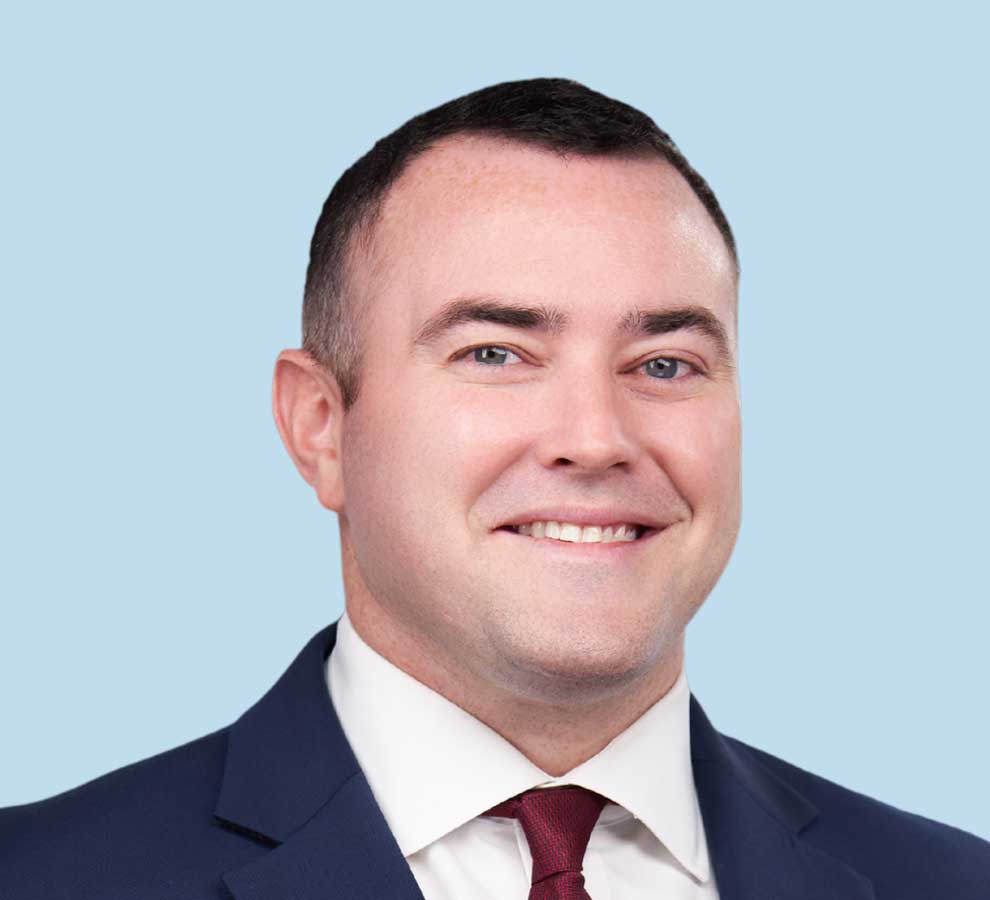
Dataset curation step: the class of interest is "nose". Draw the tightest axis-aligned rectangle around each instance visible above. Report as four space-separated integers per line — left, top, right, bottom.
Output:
535 370 641 473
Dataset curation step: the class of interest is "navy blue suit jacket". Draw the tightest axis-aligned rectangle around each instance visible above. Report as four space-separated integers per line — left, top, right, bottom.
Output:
2 622 988 899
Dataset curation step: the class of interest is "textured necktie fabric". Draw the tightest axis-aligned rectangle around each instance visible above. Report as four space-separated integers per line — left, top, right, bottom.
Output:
481 786 608 900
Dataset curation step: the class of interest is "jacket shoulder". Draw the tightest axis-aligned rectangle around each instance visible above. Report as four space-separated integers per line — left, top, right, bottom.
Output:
725 735 990 898
0 728 257 899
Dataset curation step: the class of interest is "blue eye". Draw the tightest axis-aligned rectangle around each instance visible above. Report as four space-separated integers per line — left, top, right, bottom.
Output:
466 345 522 365
643 357 693 379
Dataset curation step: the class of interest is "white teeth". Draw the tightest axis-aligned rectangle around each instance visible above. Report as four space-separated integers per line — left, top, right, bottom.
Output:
559 524 582 542
510 520 640 543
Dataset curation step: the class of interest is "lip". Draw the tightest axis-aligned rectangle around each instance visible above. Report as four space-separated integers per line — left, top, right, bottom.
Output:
494 507 671 531
494 523 668 553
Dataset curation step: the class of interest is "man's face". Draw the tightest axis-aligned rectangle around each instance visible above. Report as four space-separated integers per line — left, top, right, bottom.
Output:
336 136 741 703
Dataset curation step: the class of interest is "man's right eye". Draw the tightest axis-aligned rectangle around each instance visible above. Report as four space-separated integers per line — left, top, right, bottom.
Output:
455 345 525 366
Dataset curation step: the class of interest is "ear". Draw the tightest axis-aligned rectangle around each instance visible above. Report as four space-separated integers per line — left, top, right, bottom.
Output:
272 349 346 512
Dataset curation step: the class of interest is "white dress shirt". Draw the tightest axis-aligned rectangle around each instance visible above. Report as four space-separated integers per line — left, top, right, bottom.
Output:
326 610 720 900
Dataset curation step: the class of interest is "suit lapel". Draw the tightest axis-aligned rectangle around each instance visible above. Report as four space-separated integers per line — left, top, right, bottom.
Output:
215 623 425 900
213 622 876 900
690 696 876 900
221 770 424 900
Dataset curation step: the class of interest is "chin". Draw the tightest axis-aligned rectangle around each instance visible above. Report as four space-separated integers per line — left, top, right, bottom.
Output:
491 623 670 703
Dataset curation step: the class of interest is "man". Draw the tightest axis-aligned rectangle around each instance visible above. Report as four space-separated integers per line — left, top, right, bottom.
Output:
1 78 987 899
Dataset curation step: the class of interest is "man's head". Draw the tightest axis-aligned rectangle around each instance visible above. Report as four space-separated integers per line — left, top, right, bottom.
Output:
275 78 741 716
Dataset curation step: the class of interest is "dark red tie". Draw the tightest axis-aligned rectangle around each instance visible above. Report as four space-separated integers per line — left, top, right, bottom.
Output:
481 785 608 900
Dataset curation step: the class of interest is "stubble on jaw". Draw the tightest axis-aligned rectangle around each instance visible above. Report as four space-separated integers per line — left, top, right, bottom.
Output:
339 515 689 775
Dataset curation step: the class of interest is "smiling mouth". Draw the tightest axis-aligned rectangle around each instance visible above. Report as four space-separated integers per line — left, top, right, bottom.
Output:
497 522 659 544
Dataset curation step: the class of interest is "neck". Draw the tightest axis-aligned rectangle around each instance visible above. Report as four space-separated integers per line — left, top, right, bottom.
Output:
345 594 684 777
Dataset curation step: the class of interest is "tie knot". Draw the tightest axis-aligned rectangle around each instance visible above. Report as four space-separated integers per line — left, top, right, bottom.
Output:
482 786 608 887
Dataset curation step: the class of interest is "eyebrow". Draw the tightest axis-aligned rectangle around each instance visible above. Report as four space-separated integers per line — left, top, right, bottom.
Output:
412 295 734 366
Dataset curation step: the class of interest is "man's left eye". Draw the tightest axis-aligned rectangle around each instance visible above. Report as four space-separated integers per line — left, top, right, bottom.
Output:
642 356 696 380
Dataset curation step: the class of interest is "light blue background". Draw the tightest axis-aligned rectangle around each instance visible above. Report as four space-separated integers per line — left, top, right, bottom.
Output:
2 2 987 839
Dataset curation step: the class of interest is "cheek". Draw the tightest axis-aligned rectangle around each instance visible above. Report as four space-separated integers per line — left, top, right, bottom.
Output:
344 382 525 529
418 387 535 515
648 396 741 511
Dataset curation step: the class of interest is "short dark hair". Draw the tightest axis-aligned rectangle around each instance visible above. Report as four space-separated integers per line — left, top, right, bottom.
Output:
303 77 737 411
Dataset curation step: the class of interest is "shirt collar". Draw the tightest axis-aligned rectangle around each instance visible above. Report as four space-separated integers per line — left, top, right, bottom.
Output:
327 609 711 883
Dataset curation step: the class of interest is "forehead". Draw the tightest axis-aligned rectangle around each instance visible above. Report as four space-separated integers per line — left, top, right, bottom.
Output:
352 135 737 341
